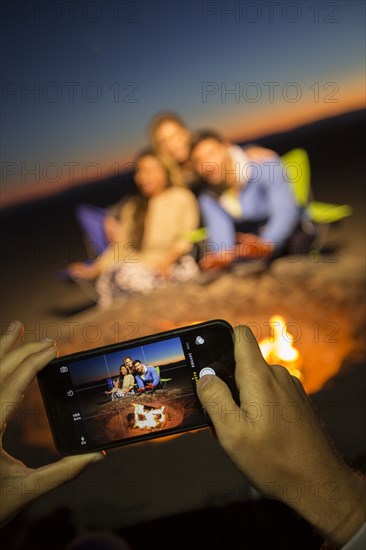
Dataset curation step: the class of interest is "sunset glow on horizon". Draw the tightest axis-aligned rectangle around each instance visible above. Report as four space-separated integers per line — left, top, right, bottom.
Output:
1 1 365 208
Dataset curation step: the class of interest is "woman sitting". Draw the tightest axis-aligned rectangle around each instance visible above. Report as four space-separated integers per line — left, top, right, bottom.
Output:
105 365 135 400
68 150 200 308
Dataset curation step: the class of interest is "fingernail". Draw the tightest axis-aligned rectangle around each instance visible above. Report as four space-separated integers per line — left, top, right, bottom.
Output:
40 337 56 346
197 374 215 390
91 452 105 463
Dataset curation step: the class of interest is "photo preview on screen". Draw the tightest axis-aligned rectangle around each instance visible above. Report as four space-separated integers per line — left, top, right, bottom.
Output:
38 321 237 453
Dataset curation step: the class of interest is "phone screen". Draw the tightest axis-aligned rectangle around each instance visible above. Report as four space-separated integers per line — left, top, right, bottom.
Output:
38 320 237 455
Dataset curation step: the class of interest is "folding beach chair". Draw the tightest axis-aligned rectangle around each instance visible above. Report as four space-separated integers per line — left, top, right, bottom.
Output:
56 204 109 299
154 366 172 390
75 203 109 257
281 148 352 250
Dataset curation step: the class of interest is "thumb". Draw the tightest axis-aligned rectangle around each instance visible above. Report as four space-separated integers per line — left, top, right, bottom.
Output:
30 452 105 500
196 375 241 447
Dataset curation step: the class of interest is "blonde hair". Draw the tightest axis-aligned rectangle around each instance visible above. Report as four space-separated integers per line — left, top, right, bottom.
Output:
149 112 188 187
149 111 187 149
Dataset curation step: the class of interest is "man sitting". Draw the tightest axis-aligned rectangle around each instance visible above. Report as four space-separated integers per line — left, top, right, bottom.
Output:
133 360 161 393
190 130 314 270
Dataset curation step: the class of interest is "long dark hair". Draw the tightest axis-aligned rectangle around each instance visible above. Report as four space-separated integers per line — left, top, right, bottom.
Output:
129 195 148 251
117 364 131 389
130 149 171 250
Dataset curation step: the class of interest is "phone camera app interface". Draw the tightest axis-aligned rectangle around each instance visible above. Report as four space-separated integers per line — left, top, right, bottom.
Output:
57 335 210 449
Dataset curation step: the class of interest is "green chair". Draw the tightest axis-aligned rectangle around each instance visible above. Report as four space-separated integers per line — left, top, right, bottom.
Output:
155 366 172 389
281 148 352 249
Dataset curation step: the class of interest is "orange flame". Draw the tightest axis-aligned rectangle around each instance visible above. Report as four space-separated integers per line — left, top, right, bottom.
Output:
131 403 168 430
259 315 302 379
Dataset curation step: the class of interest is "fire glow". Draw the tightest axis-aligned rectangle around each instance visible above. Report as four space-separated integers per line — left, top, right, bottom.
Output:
259 315 302 379
131 403 168 430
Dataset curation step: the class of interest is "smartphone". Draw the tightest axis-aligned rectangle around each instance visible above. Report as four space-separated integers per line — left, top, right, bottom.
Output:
37 319 238 455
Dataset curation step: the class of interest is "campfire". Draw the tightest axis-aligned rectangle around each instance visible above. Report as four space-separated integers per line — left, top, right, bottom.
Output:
259 315 302 379
131 403 168 430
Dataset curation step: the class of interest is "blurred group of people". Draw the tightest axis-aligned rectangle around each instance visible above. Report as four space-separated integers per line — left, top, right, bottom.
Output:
68 113 315 307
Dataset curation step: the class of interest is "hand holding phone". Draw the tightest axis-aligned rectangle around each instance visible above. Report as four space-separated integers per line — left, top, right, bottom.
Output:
3 322 366 548
0 322 104 529
38 320 237 455
196 325 366 549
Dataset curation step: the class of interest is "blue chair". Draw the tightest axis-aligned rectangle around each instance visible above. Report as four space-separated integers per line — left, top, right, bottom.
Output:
56 203 108 285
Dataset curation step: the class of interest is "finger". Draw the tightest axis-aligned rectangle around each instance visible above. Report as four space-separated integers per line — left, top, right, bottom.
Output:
233 325 272 405
291 374 310 400
196 375 243 447
291 374 303 388
269 364 290 378
233 325 268 372
0 339 56 383
25 452 106 505
270 364 302 386
233 325 269 392
271 366 309 403
1 346 57 426
0 321 23 359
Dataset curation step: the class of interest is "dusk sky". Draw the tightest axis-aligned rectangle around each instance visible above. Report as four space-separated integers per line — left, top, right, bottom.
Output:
1 0 365 206
69 337 185 386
